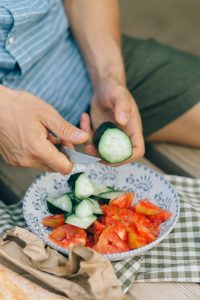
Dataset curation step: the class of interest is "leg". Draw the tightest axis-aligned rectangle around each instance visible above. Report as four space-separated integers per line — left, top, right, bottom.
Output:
147 102 200 147
122 36 200 141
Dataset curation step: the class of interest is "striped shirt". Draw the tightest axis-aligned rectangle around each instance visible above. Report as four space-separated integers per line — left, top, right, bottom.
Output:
0 0 93 125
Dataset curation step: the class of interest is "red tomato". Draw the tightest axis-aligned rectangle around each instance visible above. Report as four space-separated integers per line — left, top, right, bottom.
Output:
119 209 142 225
101 205 121 216
135 223 156 243
93 220 106 236
110 192 134 209
101 205 122 225
127 224 148 249
149 224 160 237
41 215 65 228
49 224 86 248
97 223 129 254
135 200 162 215
148 210 172 226
86 234 95 248
123 210 159 236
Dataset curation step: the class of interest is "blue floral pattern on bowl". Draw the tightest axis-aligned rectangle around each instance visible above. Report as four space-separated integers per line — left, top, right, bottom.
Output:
23 163 180 261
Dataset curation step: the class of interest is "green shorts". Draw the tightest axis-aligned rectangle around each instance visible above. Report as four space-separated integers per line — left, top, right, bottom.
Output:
122 35 200 137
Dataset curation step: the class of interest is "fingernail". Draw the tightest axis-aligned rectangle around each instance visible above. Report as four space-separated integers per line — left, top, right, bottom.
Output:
72 130 87 139
119 112 129 123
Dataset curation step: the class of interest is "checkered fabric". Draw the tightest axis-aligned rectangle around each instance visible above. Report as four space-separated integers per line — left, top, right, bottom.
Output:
0 175 200 294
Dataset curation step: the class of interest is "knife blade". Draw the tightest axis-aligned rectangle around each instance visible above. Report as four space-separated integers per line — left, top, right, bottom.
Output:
62 146 101 165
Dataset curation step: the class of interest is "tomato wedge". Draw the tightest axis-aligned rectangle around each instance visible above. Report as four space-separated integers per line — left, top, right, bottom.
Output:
148 210 172 226
41 215 65 228
135 200 162 215
135 223 156 243
49 224 86 248
93 220 106 236
97 223 129 254
127 224 148 249
110 192 134 209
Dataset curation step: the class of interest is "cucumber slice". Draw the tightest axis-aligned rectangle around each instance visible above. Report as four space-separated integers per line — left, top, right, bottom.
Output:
68 172 94 199
92 182 113 196
46 194 72 214
89 198 102 214
99 191 124 200
93 122 133 164
65 214 97 229
75 199 94 217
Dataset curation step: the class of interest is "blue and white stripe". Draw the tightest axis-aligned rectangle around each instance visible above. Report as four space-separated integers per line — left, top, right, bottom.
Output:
0 0 93 125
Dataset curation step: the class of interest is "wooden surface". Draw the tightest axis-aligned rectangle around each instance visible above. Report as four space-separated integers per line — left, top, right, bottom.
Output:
127 282 200 300
146 143 200 178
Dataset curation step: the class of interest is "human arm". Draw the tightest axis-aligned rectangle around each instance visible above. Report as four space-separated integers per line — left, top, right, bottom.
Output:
64 0 144 162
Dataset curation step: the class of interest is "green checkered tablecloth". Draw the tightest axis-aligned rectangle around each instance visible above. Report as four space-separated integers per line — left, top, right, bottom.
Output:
0 175 200 294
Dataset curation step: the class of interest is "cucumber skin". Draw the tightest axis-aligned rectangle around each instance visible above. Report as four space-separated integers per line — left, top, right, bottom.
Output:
46 201 64 214
68 172 84 190
93 122 117 149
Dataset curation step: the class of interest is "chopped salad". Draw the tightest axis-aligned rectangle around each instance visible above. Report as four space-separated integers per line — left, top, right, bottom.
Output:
41 172 172 254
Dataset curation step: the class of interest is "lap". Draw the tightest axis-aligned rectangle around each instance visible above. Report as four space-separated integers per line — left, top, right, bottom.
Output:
122 35 200 137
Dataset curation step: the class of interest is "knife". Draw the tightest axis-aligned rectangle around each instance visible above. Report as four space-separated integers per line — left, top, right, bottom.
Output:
62 146 101 165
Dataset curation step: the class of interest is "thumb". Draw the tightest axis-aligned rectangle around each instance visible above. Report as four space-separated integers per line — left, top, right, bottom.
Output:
113 94 132 126
42 106 89 144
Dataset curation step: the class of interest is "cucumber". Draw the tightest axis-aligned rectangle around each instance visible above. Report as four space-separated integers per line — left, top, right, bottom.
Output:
46 194 72 214
75 199 94 217
65 214 97 229
68 172 94 199
98 190 124 200
92 182 113 196
93 122 133 164
89 198 102 214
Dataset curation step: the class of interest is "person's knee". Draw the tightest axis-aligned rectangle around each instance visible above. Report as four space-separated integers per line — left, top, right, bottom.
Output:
146 102 200 147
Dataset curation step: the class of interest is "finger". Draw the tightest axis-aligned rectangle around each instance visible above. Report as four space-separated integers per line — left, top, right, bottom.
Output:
29 162 55 173
61 142 75 149
37 140 74 175
18 157 55 173
47 132 61 144
80 113 93 144
84 144 99 157
80 113 99 156
113 93 132 126
42 105 89 145
126 118 145 162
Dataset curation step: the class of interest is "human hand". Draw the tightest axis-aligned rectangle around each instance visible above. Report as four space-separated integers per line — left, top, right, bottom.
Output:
80 79 145 163
0 86 88 174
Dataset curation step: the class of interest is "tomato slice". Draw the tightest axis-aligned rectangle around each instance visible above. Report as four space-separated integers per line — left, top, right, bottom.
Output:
101 205 122 225
135 200 162 215
135 223 156 243
148 210 172 226
97 223 129 254
86 233 95 248
127 224 148 249
41 215 65 228
110 192 134 209
49 224 86 248
93 220 106 236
